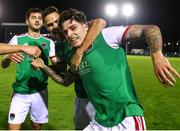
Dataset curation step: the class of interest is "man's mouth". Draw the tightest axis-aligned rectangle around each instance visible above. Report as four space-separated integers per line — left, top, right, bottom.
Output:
70 37 79 43
35 23 40 26
53 28 61 35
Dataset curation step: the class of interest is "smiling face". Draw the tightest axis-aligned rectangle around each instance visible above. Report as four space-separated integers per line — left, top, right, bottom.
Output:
44 12 61 37
62 19 88 47
26 12 43 32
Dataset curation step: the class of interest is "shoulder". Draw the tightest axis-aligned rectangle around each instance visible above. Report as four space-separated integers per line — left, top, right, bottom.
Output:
101 26 129 40
100 26 129 47
41 35 54 43
9 33 26 42
12 33 27 39
102 26 127 34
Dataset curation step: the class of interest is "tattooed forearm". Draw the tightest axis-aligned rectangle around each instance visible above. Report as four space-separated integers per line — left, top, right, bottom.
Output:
41 65 77 87
125 25 143 41
63 70 79 86
41 65 65 84
143 25 163 53
126 25 163 53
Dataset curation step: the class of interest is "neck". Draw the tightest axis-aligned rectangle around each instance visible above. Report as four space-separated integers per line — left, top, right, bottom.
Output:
51 32 65 41
27 30 41 38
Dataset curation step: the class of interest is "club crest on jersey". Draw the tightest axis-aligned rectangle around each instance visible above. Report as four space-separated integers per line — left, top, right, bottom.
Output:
41 43 47 49
10 113 15 120
79 60 91 76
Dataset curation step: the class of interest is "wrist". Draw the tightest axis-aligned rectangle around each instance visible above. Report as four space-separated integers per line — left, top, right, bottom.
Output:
151 50 164 63
40 64 46 69
151 50 163 57
19 45 25 52
6 54 12 60
76 48 84 55
39 59 46 68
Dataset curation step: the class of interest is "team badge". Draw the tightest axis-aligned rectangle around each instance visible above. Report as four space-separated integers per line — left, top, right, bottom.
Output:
10 113 15 120
79 60 91 75
41 43 47 49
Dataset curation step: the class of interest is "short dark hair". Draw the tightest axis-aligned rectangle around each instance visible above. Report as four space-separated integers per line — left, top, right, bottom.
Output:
25 7 43 19
43 6 60 20
59 8 86 29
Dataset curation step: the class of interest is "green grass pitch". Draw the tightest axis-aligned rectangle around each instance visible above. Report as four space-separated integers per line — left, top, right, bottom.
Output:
0 55 179 129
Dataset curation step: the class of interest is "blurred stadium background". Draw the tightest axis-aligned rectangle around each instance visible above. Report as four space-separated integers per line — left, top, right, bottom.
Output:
1 22 180 57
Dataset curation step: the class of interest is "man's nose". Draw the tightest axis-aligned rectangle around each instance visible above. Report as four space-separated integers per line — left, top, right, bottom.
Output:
53 23 58 29
67 30 73 37
35 18 40 23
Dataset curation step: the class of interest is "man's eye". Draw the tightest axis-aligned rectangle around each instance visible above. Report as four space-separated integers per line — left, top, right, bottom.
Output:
38 17 42 20
55 20 59 23
71 27 76 30
63 31 67 35
47 23 53 27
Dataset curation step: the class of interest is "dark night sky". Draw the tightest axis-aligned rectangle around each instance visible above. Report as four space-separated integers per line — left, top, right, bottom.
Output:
0 0 179 43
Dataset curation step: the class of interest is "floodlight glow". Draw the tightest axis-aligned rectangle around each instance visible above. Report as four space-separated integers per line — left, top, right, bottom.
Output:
122 4 134 17
105 4 118 17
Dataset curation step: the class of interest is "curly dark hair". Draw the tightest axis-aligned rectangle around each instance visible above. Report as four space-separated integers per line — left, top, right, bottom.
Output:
43 6 60 20
25 7 43 19
59 8 86 29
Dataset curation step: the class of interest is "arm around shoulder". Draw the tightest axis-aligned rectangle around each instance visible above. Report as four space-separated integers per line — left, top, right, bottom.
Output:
31 58 78 87
71 18 107 71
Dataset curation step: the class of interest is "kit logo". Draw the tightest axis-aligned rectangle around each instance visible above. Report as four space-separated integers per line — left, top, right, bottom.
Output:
41 43 47 49
79 60 91 75
10 113 15 120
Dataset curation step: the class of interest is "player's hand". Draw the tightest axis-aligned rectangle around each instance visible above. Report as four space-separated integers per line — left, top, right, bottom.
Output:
151 51 180 87
71 48 83 71
21 46 41 58
7 53 24 63
31 58 44 70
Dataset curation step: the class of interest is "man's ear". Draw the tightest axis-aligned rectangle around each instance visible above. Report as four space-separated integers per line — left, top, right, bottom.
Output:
84 24 89 31
25 19 28 25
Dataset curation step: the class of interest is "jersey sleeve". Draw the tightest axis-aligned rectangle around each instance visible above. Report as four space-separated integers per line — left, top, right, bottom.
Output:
9 35 18 45
49 39 56 57
101 26 129 48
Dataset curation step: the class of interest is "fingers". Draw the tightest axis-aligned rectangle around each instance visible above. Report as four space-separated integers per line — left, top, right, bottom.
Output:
156 75 170 88
31 58 44 68
156 73 163 83
71 60 80 71
23 46 41 58
158 69 174 87
31 60 40 70
9 53 24 63
165 68 176 83
153 56 179 87
158 66 179 87
71 53 83 71
71 64 76 71
162 82 169 88
71 58 78 71
36 49 41 58
33 47 41 58
38 58 44 65
164 69 176 87
170 67 180 78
